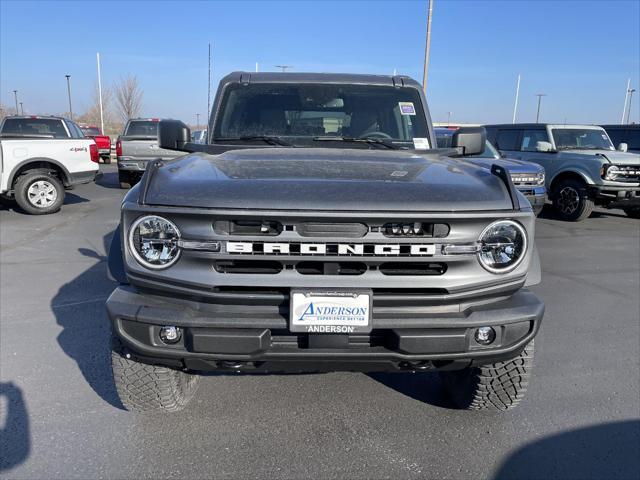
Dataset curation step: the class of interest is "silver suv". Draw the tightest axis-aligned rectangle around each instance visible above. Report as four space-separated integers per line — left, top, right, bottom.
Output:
485 124 640 220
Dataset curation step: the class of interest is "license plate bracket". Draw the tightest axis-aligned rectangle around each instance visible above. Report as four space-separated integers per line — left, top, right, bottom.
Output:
290 289 372 333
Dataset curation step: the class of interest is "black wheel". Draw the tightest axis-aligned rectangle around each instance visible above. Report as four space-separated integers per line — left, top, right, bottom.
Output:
111 336 199 412
623 207 640 219
552 178 594 221
102 155 112 165
14 171 65 215
118 170 131 189
440 340 534 411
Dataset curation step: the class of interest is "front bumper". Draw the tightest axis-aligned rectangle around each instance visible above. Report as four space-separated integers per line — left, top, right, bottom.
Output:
107 286 544 373
518 187 546 215
590 185 640 207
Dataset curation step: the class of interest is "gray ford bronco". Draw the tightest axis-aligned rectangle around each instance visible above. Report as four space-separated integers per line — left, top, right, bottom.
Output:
106 72 544 412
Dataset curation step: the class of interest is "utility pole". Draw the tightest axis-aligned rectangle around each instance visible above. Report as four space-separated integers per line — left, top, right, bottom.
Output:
422 0 434 95
196 113 200 129
512 74 521 123
65 75 73 119
19 102 24 115
207 43 212 121
626 89 636 124
446 111 452 125
535 93 546 123
97 53 105 133
275 65 293 72
13 90 18 114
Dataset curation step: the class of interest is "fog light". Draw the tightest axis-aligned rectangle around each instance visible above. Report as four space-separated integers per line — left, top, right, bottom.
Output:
475 326 496 345
159 326 181 344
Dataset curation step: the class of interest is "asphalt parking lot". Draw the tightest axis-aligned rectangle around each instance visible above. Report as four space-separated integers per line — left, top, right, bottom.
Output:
1 163 639 479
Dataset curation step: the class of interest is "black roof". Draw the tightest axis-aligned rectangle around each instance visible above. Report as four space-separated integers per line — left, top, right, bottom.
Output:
483 123 549 128
219 71 422 88
600 124 640 129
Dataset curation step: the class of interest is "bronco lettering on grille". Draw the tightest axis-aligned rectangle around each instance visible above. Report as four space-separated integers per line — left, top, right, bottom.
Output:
226 241 436 256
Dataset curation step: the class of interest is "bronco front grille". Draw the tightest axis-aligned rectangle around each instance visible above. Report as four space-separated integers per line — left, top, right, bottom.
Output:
213 260 447 276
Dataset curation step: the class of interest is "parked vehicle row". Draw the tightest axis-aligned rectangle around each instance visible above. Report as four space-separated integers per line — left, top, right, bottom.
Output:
484 123 640 220
0 115 100 214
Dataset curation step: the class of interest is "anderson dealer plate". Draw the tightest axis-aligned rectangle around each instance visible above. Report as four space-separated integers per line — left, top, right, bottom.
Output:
290 290 372 333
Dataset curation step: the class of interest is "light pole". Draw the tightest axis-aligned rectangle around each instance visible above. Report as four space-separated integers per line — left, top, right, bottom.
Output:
446 111 452 125
626 89 636 124
512 74 521 123
535 93 546 123
422 0 434 95
13 90 18 114
19 102 24 115
275 65 292 72
65 75 73 119
196 113 200 129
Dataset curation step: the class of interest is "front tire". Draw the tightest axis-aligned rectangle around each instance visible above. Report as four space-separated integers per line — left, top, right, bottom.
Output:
552 178 594 221
623 207 640 219
440 340 534 411
14 171 65 215
111 336 199 412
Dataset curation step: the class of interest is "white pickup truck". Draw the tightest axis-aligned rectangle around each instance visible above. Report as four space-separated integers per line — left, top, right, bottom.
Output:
0 116 100 214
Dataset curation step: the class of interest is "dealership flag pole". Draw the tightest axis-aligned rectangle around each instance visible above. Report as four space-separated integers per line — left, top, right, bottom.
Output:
512 74 521 123
97 53 105 134
422 0 434 95
621 78 631 124
208 43 212 122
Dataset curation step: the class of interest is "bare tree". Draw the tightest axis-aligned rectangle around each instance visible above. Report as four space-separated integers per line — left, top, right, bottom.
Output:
114 74 143 122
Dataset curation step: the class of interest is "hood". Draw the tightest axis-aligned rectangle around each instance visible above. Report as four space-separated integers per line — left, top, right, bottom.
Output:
559 149 640 165
141 148 514 211
465 156 543 174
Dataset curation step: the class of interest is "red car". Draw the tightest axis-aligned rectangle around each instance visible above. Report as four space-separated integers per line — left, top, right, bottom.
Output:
79 125 111 163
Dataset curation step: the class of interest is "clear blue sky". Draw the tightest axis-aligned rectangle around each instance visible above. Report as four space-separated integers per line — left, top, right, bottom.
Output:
1 0 639 124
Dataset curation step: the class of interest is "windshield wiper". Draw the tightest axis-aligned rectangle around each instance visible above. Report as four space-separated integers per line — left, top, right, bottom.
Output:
212 135 292 147
312 136 402 150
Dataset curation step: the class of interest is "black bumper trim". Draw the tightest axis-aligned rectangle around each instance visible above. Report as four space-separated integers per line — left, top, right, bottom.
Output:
107 286 544 368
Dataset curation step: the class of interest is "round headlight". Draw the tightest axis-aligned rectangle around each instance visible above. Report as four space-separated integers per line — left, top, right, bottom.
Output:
603 165 621 180
129 215 181 269
478 220 527 273
536 171 545 185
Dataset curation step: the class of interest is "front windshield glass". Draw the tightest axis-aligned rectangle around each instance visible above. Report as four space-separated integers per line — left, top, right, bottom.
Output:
470 140 500 159
214 82 429 145
551 128 614 150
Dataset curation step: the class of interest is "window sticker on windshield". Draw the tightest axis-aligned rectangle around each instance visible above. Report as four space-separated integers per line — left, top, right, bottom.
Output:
413 137 430 149
399 102 416 115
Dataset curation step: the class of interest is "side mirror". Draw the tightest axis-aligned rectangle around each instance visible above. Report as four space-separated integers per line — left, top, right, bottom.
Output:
451 127 486 156
535 141 554 152
158 119 191 152
618 142 628 152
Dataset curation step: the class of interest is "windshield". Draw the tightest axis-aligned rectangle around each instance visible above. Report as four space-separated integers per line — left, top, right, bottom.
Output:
81 127 101 136
125 121 158 137
551 128 614 150
470 140 500 159
214 83 429 146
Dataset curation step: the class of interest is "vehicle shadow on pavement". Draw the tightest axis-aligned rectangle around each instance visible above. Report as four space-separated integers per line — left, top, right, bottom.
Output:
51 231 124 409
493 420 640 480
537 204 630 221
367 371 456 409
95 170 122 190
0 382 30 473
